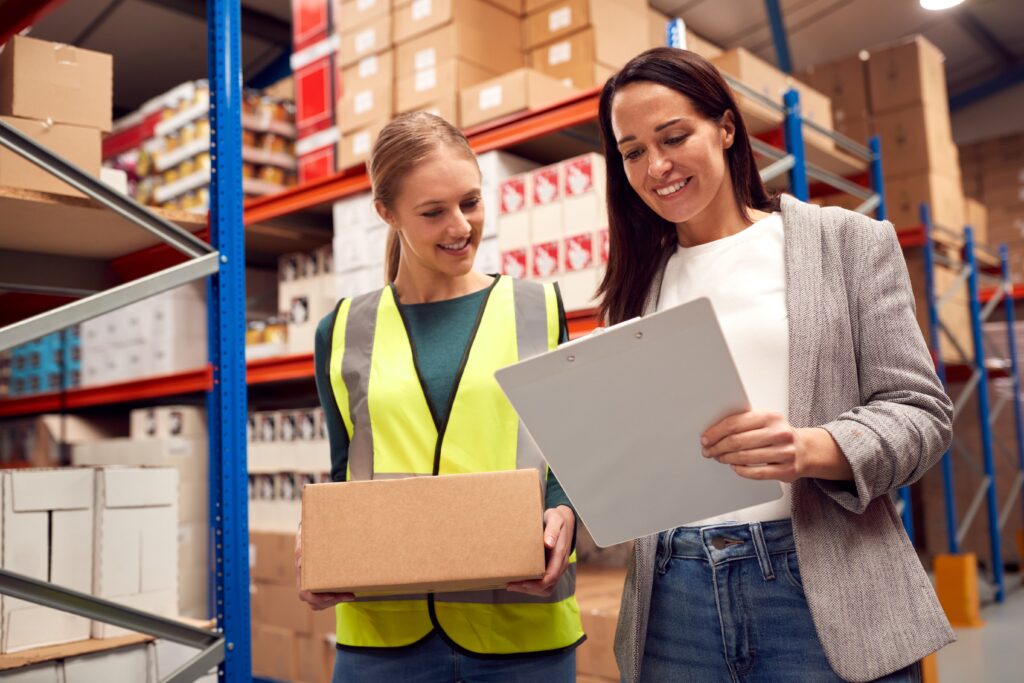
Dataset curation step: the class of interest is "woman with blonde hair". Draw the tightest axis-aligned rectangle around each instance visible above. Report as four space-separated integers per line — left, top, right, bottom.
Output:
295 112 584 682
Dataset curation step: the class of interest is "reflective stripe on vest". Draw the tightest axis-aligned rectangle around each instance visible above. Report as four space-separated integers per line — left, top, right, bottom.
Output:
327 276 584 654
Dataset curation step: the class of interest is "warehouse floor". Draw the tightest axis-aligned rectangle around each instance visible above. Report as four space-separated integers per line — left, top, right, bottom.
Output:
937 576 1024 682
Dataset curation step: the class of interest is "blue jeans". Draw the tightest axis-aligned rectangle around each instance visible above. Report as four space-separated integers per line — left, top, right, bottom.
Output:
332 630 576 682
640 520 922 683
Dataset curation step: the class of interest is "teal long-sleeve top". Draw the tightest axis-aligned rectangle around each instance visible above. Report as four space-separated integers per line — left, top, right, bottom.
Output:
312 285 575 515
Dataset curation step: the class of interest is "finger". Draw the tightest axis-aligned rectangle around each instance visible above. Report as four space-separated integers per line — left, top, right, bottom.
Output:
543 510 564 549
701 411 771 447
542 525 571 589
702 427 782 459
714 447 793 467
507 580 551 597
730 463 793 482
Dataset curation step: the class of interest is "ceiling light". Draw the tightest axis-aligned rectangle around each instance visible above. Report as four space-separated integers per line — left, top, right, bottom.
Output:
920 0 965 10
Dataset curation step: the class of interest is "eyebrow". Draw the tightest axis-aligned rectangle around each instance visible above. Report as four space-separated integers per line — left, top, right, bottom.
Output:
413 190 481 210
616 118 683 146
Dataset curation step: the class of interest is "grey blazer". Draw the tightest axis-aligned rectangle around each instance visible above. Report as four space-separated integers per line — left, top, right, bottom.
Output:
613 195 955 683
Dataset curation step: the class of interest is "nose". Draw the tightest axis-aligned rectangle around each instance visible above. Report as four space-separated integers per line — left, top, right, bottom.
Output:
647 152 671 179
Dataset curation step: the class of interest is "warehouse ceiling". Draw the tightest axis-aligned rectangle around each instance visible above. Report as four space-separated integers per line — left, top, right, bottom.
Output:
18 0 1024 118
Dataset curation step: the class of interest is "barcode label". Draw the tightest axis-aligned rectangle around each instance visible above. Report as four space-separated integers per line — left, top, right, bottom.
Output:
549 42 571 66
549 7 571 32
415 69 438 92
358 55 379 78
479 85 503 110
354 91 374 115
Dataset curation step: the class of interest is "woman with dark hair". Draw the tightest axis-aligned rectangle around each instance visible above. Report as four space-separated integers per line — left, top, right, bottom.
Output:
599 48 954 682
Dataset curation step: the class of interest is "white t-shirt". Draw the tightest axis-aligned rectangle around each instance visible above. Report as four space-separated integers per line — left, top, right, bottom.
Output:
658 212 792 525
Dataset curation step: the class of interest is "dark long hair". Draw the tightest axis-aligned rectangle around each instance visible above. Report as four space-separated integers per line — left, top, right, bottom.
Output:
596 47 779 324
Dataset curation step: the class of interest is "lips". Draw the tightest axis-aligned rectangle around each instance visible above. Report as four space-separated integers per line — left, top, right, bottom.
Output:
438 237 470 252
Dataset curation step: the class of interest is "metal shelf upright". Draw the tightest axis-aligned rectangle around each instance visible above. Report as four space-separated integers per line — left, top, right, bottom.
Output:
921 203 1024 604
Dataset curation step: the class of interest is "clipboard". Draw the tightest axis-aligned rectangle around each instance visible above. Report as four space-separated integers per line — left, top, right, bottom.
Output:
495 297 782 547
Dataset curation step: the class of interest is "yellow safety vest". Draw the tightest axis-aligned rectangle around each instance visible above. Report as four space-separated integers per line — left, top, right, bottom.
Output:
327 275 584 655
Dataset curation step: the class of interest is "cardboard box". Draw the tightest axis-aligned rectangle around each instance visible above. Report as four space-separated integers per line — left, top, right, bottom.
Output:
1 469 94 653
337 83 393 134
91 467 179 639
530 164 564 277
62 644 152 683
523 0 645 51
152 639 217 681
300 470 545 594
339 121 385 170
0 35 113 132
799 54 871 129
646 11 720 57
460 68 574 128
250 531 296 585
0 662 62 682
396 58 494 113
394 0 520 44
292 0 333 50
251 580 335 635
337 0 391 32
873 103 955 178
479 150 541 237
0 116 101 197
835 114 871 145
338 12 393 67
295 633 336 683
905 247 972 363
710 48 833 142
252 624 296 681
3 414 124 468
395 20 523 78
965 198 988 239
868 35 947 115
886 171 965 232
341 50 395 93
298 134 340 183
528 29 616 90
130 406 206 440
407 94 462 126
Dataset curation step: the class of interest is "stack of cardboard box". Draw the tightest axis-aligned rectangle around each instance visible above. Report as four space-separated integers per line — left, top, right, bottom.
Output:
960 133 1024 273
79 282 207 387
249 530 335 682
497 152 607 310
6 328 80 397
278 247 337 355
524 0 646 90
71 406 210 619
575 566 626 681
292 0 343 182
0 35 109 197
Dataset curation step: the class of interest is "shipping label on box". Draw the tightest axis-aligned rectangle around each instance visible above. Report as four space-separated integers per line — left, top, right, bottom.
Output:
300 470 545 594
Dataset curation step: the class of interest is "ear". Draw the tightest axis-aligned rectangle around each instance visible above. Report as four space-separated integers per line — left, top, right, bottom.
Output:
374 199 397 229
720 110 736 150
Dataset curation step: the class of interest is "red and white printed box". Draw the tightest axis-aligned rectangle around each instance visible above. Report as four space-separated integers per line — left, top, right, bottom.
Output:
597 228 610 265
292 0 333 50
562 153 607 235
532 241 560 278
297 127 341 184
558 268 600 312
564 232 594 272
530 165 563 239
497 175 532 279
294 53 338 137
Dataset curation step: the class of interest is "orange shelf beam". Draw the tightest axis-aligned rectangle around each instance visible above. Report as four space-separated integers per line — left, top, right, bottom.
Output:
246 353 315 385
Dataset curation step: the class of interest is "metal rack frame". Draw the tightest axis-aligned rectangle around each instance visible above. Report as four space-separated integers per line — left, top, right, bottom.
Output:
0 1 250 679
921 203 1024 604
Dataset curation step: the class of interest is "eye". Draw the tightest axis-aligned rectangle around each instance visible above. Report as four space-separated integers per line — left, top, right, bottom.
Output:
623 148 644 162
665 135 688 146
422 209 443 218
460 197 481 211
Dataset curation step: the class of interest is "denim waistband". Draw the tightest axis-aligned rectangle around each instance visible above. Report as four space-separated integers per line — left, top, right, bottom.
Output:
658 519 796 566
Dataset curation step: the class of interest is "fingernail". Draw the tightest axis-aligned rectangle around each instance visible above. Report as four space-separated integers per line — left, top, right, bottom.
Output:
701 449 709 458
700 437 708 446
545 536 555 545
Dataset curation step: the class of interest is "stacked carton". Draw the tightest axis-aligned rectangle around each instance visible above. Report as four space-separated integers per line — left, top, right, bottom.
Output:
278 246 337 355
0 35 108 197
960 133 1024 273
247 409 330 533
7 328 80 397
249 531 335 682
291 0 343 182
574 567 626 681
498 152 607 310
71 406 210 619
79 283 207 387
524 0 646 90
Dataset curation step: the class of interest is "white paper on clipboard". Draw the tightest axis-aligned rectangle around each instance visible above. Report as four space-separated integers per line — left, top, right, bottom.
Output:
495 297 782 547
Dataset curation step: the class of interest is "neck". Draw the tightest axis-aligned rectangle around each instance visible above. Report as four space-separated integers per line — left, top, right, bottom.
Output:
675 182 769 247
392 263 491 304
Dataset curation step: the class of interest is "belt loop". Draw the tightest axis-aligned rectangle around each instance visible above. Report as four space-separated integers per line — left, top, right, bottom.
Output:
749 522 775 581
656 529 674 575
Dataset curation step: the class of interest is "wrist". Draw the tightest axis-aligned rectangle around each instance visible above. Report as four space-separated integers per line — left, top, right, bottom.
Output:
797 428 853 481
